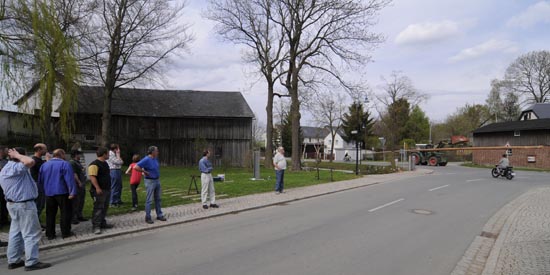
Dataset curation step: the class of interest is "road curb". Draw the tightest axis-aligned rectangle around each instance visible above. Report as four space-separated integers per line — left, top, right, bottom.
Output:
1 169 433 257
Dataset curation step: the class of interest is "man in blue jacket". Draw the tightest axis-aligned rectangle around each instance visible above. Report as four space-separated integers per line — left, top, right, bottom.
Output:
38 149 77 240
134 146 167 224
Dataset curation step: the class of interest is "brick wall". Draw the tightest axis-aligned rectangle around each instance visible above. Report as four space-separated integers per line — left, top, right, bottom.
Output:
472 147 550 169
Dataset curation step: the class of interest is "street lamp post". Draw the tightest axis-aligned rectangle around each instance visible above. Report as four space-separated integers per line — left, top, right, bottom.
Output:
351 130 358 175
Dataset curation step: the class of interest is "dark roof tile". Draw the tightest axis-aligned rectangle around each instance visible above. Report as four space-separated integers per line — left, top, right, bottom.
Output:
473 118 550 134
76 86 254 118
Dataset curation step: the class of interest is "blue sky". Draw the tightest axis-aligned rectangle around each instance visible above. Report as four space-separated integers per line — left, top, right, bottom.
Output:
154 1 550 124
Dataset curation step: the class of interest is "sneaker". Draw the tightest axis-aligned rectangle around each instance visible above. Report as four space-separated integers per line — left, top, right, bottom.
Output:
275 191 280 195
145 218 154 224
77 217 89 222
157 216 167 221
7 260 25 269
71 220 80 225
202 205 208 209
131 207 137 211
209 204 219 208
24 262 52 271
93 228 101 235
110 204 119 208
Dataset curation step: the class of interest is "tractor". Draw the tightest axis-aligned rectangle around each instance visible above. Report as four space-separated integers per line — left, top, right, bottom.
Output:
410 136 469 166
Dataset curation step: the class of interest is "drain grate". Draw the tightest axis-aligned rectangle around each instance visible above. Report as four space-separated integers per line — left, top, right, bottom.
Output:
411 209 434 215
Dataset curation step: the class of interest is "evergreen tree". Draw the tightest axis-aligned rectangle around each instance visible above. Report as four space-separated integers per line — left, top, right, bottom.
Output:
341 102 374 148
380 98 410 148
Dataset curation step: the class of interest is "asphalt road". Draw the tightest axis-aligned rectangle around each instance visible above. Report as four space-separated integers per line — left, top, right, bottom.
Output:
6 165 550 275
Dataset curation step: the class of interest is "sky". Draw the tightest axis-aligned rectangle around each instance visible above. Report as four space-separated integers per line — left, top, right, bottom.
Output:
5 1 547 126
161 0 550 126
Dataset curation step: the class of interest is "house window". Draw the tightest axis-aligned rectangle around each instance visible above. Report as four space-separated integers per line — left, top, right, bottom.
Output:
335 140 339 145
514 130 520 137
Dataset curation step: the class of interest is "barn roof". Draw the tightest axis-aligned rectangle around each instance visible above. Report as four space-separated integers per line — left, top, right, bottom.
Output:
520 103 550 119
473 118 550 134
76 86 254 118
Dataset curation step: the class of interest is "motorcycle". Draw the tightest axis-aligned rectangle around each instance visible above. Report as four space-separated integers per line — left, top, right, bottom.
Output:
491 166 515 180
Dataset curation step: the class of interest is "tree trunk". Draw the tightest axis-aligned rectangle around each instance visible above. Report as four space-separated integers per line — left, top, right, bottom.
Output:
290 68 301 171
100 4 124 147
264 82 274 169
330 131 336 163
100 86 113 147
40 80 55 147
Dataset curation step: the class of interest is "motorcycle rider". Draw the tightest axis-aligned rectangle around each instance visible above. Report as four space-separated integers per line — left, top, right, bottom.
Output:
497 154 509 175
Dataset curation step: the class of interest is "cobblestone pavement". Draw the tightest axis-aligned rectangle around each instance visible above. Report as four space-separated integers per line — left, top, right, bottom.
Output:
0 169 431 258
453 187 550 275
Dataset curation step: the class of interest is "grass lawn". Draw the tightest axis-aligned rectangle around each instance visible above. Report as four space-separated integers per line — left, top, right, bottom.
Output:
58 165 359 219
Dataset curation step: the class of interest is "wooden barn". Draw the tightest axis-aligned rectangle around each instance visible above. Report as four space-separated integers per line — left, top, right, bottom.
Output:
16 86 255 167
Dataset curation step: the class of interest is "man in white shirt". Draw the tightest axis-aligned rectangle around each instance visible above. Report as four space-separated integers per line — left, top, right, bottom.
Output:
107 144 124 207
273 147 287 194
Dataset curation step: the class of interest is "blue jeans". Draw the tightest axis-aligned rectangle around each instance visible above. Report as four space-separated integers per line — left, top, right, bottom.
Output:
144 179 163 220
6 201 41 266
275 169 285 192
110 169 123 204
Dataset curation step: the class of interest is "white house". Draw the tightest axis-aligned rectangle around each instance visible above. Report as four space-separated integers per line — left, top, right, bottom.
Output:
323 130 356 160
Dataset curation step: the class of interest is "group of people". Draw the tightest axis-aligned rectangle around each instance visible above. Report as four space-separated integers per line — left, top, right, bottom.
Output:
0 143 166 271
0 143 289 271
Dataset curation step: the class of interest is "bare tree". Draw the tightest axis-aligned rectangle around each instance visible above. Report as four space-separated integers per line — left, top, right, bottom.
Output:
306 89 346 162
505 50 550 104
273 0 389 171
81 0 193 146
377 70 428 108
205 0 287 168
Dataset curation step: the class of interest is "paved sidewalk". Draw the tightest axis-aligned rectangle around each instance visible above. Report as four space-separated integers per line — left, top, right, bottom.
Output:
0 169 431 258
453 186 550 275
482 187 550 275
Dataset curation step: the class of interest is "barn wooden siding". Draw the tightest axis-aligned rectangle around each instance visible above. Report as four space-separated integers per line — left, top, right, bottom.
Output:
74 114 252 167
473 130 550 147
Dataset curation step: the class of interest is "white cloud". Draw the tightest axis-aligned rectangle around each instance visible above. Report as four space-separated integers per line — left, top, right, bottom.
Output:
395 20 463 45
507 1 550 28
449 39 518 62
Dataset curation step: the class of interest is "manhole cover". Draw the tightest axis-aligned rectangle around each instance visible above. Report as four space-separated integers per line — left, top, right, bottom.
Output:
411 209 434 215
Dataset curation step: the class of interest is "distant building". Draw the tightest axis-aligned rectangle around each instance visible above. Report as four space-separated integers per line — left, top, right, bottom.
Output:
301 126 330 159
15 86 254 166
323 130 354 161
519 103 550 121
472 103 550 168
